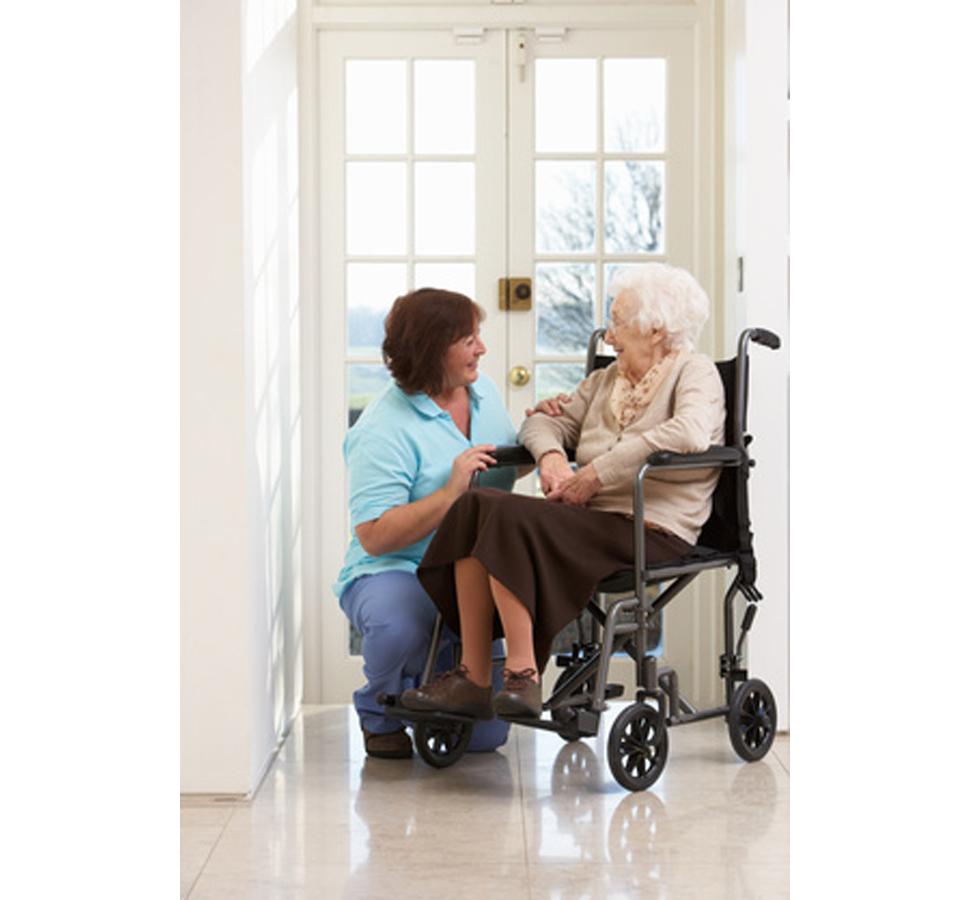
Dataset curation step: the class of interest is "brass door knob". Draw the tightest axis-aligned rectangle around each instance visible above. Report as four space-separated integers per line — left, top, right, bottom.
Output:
508 365 530 387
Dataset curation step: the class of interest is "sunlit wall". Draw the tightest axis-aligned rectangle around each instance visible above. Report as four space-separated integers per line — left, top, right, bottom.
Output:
181 0 300 795
241 0 302 790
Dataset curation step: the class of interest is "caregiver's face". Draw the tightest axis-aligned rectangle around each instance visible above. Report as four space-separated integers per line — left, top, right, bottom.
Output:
443 322 486 389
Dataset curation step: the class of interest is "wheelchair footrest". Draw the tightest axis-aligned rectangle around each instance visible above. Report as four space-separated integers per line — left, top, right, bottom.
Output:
496 709 600 739
378 693 485 725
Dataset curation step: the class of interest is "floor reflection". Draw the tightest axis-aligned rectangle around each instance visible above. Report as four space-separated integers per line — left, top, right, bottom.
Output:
182 709 788 899
345 750 522 884
525 735 783 899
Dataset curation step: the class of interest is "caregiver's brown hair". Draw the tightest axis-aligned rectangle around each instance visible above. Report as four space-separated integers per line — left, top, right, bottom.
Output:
382 288 485 396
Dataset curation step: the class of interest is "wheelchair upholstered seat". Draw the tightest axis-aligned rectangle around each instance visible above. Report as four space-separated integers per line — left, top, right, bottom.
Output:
596 545 735 594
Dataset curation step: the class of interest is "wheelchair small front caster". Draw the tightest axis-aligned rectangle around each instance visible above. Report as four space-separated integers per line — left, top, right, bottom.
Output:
550 706 582 743
727 678 777 762
551 703 585 743
607 701 669 791
550 664 594 741
413 719 473 768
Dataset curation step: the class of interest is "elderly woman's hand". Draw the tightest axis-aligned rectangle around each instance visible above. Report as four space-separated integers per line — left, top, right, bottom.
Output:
538 451 575 496
546 462 602 506
524 393 571 418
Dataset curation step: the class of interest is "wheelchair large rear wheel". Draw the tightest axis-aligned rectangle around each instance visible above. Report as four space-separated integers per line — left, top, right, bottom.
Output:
414 719 473 768
607 702 669 792
727 678 777 762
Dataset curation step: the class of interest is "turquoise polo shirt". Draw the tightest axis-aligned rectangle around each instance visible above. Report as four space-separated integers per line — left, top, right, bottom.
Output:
332 373 517 599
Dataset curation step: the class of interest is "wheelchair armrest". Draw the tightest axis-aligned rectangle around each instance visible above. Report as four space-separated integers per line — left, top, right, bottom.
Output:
645 445 745 471
489 445 577 467
625 444 745 603
488 445 534 467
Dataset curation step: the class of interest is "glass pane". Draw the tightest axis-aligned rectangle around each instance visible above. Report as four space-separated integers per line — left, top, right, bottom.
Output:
604 160 665 254
347 162 406 254
535 363 585 404
603 58 666 153
348 364 391 428
414 60 474 154
535 263 595 354
536 59 596 152
347 263 407 356
536 161 595 254
345 60 406 154
415 162 475 255
414 262 475 299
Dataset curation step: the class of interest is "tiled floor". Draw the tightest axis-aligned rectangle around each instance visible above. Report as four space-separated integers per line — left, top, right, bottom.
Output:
181 705 789 899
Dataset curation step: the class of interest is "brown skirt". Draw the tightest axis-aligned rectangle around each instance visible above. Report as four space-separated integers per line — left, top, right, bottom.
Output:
416 488 692 674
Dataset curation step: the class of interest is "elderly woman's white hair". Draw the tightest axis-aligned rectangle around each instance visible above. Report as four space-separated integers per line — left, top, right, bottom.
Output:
608 263 710 351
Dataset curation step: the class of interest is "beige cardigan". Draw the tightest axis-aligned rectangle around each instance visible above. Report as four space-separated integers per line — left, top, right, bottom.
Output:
518 353 725 544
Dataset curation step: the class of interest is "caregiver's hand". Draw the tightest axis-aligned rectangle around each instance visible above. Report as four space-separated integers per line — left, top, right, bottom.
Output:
444 444 498 499
525 393 572 418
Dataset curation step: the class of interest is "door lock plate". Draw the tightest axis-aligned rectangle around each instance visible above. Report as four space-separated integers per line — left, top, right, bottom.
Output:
498 277 532 311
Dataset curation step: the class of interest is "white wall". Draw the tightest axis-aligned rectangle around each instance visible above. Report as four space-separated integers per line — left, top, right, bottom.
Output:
723 0 790 727
181 0 302 795
242 0 303 790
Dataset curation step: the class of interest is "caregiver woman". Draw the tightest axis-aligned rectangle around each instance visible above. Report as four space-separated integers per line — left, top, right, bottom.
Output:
333 288 516 759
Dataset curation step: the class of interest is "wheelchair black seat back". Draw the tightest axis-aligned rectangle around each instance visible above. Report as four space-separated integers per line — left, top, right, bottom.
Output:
380 327 782 791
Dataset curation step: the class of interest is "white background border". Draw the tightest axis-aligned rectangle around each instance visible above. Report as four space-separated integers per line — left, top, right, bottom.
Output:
3 1 980 896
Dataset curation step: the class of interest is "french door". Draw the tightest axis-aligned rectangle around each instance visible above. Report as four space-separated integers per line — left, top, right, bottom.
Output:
317 24 701 701
504 28 695 422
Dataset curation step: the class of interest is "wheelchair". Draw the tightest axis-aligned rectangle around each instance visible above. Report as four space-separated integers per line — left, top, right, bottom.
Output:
379 327 782 792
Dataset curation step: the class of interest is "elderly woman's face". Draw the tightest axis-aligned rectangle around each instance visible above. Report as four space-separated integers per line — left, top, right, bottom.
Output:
442 322 486 391
606 291 664 378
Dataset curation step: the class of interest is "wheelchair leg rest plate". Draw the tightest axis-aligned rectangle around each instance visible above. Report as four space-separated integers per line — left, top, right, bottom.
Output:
381 698 483 727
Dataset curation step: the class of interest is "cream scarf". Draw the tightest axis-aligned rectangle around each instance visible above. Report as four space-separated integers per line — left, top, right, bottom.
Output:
609 349 687 429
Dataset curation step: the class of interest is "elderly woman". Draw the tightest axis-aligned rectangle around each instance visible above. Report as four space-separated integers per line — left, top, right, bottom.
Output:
403 263 725 719
333 288 516 758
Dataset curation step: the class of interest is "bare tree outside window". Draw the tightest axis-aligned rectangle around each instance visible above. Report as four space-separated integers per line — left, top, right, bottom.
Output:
535 132 665 356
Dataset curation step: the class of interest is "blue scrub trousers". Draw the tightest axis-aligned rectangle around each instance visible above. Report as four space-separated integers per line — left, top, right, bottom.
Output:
339 570 510 752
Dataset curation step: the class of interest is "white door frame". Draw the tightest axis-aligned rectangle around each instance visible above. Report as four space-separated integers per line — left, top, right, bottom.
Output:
299 2 736 706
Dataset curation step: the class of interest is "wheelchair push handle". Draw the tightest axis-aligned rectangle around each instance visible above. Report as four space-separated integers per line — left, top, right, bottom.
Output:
748 328 781 350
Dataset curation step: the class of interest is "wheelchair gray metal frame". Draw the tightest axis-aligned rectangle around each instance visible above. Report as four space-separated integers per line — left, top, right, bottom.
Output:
411 326 779 734
610 327 777 722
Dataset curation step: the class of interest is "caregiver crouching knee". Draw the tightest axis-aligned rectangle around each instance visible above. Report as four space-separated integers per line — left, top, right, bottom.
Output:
332 288 516 760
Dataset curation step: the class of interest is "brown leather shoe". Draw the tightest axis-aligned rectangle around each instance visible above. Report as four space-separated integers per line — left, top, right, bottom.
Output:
401 665 493 719
492 668 542 718
362 727 413 759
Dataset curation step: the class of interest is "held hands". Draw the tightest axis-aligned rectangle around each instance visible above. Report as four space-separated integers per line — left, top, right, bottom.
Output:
525 393 572 418
545 462 602 507
445 444 497 499
538 451 575 496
